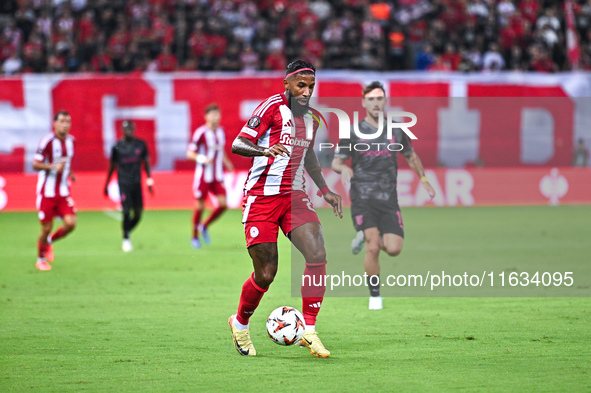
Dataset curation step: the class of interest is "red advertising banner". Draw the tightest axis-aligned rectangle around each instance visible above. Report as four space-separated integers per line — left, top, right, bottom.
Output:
1 168 589 212
1 73 590 175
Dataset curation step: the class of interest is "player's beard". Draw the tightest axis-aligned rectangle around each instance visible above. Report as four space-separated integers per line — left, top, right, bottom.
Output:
291 99 310 117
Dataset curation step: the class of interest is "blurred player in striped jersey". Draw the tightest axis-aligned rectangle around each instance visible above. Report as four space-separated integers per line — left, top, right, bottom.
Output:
186 103 234 248
33 111 77 271
228 60 343 358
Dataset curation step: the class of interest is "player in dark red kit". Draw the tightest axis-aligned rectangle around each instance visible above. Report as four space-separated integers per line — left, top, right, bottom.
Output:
104 120 153 252
33 111 77 271
228 60 343 358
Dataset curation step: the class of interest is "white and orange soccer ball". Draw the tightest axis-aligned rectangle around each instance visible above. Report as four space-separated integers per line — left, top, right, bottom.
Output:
266 306 306 346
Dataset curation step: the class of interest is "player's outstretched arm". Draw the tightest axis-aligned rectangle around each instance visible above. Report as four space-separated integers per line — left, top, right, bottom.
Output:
331 157 353 189
406 151 435 199
231 136 289 158
305 149 343 218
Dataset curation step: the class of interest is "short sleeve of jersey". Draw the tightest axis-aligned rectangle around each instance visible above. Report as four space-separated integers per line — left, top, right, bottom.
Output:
34 138 50 162
237 103 275 142
397 129 414 158
188 130 204 152
334 125 354 160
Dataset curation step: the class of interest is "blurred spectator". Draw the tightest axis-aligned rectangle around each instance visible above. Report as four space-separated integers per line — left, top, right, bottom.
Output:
529 45 558 72
91 47 113 72
155 45 177 72
239 45 259 73
482 43 506 71
573 139 589 167
415 43 434 70
441 43 461 70
2 52 22 74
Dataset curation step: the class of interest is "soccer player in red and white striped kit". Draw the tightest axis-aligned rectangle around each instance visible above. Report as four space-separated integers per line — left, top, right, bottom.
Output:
228 60 343 357
186 104 234 248
33 111 77 271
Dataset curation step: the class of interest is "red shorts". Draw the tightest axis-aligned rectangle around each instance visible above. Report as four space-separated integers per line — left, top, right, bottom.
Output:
37 195 76 223
242 191 321 247
194 180 226 200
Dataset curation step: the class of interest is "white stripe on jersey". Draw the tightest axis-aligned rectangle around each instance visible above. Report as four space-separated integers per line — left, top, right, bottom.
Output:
244 129 271 193
204 131 214 183
254 95 282 117
59 138 74 196
262 105 293 195
241 195 257 223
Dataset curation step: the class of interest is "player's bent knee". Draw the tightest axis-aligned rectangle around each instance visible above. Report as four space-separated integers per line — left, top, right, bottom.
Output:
257 268 277 288
385 246 402 257
306 248 326 265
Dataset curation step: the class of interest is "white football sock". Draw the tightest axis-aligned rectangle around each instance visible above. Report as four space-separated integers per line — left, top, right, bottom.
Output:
305 324 315 332
233 318 249 331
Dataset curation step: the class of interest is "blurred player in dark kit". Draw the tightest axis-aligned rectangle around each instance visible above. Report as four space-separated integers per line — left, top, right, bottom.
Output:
332 81 435 310
104 120 153 252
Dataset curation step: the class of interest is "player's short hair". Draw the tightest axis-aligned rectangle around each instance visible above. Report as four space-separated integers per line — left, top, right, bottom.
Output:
205 103 220 114
285 60 315 78
53 110 70 121
362 81 386 97
122 120 135 129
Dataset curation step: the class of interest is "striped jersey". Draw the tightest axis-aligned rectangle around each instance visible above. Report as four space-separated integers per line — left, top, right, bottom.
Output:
238 93 319 196
34 132 75 198
189 124 226 187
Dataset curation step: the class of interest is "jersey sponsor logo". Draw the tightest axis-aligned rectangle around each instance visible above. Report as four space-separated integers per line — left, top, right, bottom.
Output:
279 133 311 148
247 116 261 128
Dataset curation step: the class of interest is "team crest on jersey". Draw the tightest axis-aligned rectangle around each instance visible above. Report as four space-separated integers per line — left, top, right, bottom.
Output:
250 226 259 238
247 116 261 128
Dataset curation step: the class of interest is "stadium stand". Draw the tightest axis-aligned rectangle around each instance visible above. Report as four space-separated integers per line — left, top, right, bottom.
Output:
0 0 585 74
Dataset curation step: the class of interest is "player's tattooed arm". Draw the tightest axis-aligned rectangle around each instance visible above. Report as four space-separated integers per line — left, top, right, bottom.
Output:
232 136 290 158
305 149 343 218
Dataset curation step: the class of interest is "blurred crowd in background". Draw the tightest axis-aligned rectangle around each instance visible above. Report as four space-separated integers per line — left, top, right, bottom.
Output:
0 0 588 74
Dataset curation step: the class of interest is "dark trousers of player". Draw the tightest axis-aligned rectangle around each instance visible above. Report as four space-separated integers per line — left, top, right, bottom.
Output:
120 183 144 239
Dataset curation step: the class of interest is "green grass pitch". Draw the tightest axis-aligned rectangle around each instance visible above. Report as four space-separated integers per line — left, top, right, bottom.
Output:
1 207 590 392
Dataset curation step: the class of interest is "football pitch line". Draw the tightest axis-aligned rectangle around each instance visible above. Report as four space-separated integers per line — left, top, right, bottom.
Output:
102 209 122 221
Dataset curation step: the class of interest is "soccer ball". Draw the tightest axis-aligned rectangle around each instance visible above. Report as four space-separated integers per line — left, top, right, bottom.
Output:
266 306 306 346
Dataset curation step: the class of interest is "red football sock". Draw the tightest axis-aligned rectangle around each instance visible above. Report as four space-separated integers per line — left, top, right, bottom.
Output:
37 241 49 258
203 206 226 228
50 227 66 243
192 209 202 238
301 261 327 326
236 272 268 325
